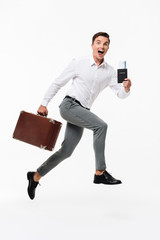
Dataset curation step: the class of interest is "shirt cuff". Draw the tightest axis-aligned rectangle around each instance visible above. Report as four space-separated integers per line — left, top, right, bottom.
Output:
41 99 49 107
118 87 130 98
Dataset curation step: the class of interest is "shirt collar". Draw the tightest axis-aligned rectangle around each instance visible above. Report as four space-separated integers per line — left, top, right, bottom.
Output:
90 54 107 67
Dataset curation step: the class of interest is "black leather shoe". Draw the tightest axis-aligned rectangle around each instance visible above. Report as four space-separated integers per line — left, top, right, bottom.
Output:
93 171 122 185
27 172 39 200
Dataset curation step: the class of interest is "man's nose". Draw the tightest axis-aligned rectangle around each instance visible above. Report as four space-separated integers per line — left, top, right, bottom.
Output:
99 44 104 49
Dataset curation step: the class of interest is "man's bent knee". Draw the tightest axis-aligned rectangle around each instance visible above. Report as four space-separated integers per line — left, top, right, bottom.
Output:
100 122 108 132
102 122 108 130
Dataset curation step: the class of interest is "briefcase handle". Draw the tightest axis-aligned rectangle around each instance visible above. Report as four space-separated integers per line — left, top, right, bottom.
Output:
37 112 48 117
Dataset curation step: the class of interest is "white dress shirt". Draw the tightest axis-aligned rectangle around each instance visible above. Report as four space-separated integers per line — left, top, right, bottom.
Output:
41 55 130 108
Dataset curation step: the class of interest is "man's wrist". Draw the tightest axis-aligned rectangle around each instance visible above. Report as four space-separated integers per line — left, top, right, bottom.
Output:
124 88 130 93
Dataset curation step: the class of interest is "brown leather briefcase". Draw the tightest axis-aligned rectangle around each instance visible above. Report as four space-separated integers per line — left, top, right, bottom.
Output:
13 111 62 151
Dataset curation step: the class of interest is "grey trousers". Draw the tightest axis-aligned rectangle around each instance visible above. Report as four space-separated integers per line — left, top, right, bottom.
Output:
37 97 108 176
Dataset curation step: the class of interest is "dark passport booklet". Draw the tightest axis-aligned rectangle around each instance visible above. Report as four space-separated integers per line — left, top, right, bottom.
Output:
117 69 128 83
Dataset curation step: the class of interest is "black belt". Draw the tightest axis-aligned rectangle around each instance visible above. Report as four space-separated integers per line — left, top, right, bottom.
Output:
65 96 90 110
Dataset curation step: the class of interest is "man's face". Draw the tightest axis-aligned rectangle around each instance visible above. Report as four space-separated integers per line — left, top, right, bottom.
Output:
91 36 110 63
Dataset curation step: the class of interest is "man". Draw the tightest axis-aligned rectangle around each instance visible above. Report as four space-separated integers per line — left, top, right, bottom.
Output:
27 32 132 200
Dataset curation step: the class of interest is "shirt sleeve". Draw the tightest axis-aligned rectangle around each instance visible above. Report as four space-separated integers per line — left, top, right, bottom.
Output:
41 59 77 106
109 68 130 99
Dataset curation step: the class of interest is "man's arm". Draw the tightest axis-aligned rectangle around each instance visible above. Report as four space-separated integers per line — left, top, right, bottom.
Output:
37 59 76 115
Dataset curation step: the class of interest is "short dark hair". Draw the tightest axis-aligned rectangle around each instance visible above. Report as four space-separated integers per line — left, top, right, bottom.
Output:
92 32 110 44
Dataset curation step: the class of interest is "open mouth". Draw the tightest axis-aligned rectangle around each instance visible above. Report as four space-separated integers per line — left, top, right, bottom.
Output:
98 50 104 55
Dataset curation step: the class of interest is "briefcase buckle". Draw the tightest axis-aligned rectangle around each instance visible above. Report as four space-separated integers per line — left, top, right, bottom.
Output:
49 119 55 124
40 145 47 149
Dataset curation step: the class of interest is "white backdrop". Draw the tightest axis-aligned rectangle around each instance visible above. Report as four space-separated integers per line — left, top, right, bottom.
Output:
0 0 160 239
